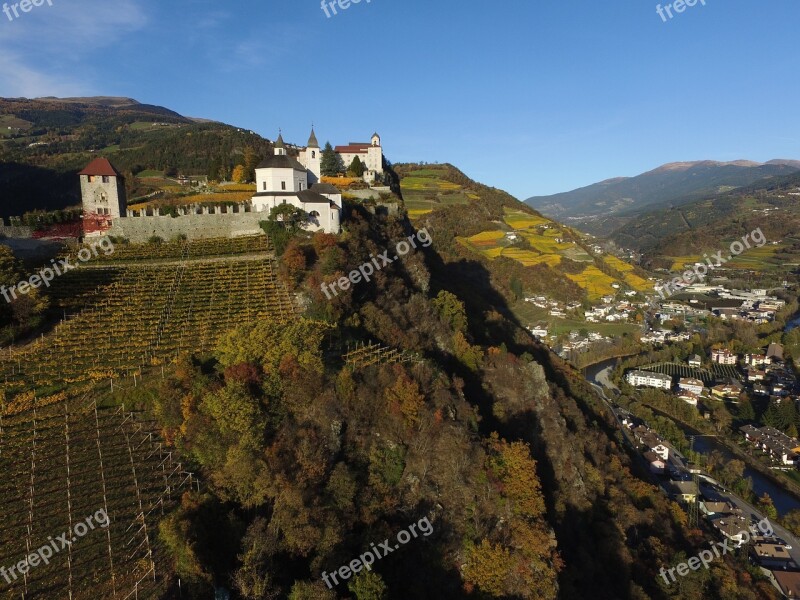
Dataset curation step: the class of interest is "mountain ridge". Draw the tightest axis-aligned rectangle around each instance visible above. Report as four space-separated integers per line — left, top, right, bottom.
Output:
525 159 800 236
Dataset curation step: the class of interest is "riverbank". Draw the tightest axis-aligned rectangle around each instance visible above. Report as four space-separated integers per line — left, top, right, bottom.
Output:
642 402 800 509
586 347 800 515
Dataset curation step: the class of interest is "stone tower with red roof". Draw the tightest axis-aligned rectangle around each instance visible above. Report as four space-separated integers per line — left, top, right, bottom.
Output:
78 158 127 234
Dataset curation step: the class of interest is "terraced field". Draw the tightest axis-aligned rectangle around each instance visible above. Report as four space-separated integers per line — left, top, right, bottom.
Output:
603 255 651 291
566 265 618 301
0 235 291 598
1 236 291 404
453 206 655 301
399 167 475 217
0 399 193 599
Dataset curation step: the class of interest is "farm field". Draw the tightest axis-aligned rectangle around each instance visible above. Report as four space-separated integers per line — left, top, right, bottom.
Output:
0 234 293 598
399 167 473 217
636 362 741 385
0 399 193 599
0 236 291 404
455 207 650 300
566 266 618 301
668 242 789 272
603 256 652 291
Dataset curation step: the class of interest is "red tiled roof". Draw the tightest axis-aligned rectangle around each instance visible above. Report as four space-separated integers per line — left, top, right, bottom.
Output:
78 158 122 177
335 143 371 153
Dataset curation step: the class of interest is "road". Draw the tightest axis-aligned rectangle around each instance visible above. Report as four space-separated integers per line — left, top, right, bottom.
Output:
701 479 800 567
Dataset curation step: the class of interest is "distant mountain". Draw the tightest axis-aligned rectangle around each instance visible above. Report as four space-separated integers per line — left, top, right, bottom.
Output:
609 170 800 259
0 96 272 218
525 160 800 236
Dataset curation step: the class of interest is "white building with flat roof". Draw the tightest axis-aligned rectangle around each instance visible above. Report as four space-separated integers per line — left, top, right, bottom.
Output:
626 370 673 390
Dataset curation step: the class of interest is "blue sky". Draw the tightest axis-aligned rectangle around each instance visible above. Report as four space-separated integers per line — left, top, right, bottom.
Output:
1 0 799 199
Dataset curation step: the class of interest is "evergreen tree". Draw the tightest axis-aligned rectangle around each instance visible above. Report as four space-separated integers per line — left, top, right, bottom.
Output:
779 399 800 433
737 397 756 421
320 142 343 176
763 401 782 428
347 156 366 177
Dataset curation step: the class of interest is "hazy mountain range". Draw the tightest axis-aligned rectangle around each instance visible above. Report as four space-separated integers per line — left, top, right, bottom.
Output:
525 159 800 236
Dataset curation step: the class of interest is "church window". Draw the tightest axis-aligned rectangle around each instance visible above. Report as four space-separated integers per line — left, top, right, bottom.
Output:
309 211 320 218
263 182 267 191
281 181 286 190
312 151 316 158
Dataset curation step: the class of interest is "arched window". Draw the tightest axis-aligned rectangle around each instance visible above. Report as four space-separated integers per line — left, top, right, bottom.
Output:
309 211 320 218
312 151 316 158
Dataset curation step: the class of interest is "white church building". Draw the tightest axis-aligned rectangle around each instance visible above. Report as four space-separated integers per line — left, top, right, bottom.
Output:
251 129 343 234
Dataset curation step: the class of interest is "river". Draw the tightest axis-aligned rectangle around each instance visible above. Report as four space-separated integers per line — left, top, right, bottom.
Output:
583 357 800 516
786 313 800 332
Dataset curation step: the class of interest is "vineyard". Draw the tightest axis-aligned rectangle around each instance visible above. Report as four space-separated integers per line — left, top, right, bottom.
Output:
638 362 742 385
0 235 292 598
75 235 272 263
1 237 293 409
0 398 197 599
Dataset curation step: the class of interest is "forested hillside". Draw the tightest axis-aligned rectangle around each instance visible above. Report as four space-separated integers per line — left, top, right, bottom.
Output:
0 97 274 218
609 171 800 269
133 192 784 599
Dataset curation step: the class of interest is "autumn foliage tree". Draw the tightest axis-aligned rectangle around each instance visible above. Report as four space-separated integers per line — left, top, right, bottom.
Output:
232 164 247 183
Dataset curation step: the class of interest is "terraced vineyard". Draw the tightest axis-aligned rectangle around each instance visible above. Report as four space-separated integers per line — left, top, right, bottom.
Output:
638 362 742 385
0 398 196 599
81 235 272 263
0 235 291 598
0 236 293 407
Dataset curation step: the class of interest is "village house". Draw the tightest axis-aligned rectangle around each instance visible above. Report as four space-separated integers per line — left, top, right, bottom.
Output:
643 451 666 474
677 389 700 406
751 542 793 569
667 481 698 504
699 501 737 517
740 425 800 466
677 377 704 396
626 370 673 390
746 368 766 383
770 570 800 598
710 514 751 545
711 383 742 399
767 342 784 362
711 348 737 365
744 353 769 368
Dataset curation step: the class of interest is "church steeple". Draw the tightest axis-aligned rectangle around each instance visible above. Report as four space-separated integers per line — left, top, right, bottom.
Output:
307 126 319 149
274 130 286 156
